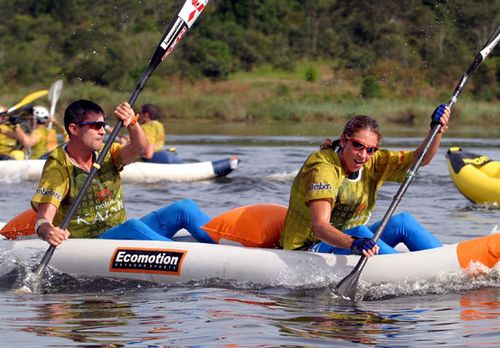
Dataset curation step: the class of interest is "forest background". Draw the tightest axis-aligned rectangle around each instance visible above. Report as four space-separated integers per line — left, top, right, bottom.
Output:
0 0 498 136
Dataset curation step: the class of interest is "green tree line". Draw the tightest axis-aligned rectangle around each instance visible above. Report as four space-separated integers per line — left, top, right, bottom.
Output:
0 0 498 101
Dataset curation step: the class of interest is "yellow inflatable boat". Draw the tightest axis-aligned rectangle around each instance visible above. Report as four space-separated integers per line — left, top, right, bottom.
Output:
446 147 500 205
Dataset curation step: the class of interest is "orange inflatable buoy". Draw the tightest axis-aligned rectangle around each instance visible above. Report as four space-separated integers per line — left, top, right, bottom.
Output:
0 208 37 240
457 234 500 269
201 204 287 248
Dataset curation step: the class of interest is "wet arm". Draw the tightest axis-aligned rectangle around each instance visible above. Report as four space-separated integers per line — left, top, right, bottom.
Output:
309 199 353 249
35 202 70 246
113 102 151 164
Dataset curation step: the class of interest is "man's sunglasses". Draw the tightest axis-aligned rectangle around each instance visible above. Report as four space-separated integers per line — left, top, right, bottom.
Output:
347 137 378 154
77 121 106 130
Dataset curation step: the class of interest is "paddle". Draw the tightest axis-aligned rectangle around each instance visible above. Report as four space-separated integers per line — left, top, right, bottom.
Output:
335 24 500 301
31 0 210 283
47 80 64 129
0 90 48 117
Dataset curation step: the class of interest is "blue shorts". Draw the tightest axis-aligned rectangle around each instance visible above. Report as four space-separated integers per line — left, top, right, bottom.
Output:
311 212 442 255
98 199 214 243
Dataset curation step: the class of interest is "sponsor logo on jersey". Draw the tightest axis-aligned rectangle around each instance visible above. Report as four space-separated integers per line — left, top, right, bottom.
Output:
310 182 332 191
97 188 111 201
110 247 187 275
35 187 63 202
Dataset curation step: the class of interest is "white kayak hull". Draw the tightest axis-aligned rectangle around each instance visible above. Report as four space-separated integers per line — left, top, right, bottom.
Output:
0 157 239 183
3 234 498 288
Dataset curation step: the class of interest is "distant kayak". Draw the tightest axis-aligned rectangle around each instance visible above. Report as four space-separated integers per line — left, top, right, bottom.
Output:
0 156 240 183
446 147 500 205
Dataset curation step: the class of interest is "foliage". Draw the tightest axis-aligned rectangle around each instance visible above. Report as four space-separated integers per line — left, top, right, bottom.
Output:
361 76 382 99
304 66 319 82
0 0 498 103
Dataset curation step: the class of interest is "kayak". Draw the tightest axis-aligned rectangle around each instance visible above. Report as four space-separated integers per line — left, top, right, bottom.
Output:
0 156 240 183
1 228 498 288
446 147 500 205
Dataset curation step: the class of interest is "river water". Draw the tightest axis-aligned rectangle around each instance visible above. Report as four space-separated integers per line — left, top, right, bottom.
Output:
0 134 499 346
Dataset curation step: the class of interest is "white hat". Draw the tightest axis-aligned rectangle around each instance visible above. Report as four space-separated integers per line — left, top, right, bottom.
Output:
33 105 49 123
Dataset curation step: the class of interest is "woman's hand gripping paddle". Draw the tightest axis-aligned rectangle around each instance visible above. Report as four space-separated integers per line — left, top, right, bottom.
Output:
335 24 500 301
24 0 210 293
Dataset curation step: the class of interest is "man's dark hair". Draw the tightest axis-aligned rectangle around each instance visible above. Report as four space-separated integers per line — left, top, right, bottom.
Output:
141 104 162 121
64 99 104 135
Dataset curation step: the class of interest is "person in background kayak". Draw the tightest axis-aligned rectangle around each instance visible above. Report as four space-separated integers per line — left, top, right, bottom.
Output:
9 105 58 159
280 104 450 257
0 105 25 160
140 104 182 164
31 99 215 246
112 104 183 164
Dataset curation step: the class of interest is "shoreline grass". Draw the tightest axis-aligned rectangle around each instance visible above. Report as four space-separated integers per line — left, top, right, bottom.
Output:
1 63 497 137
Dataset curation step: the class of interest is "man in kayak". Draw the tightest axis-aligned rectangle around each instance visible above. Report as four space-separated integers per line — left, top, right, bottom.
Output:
31 99 214 246
8 105 58 159
280 104 450 257
140 104 182 164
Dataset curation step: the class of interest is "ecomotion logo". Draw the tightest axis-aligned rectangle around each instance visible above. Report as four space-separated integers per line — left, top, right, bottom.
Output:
110 247 187 275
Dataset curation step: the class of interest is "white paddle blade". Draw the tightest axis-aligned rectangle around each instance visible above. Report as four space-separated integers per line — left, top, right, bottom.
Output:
48 79 64 116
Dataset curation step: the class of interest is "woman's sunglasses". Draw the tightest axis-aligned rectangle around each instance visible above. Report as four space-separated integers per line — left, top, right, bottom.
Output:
77 121 106 130
347 137 378 154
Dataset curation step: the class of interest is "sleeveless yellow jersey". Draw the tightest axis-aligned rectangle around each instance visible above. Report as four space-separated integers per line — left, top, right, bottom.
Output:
31 143 126 238
0 124 18 156
141 120 165 152
280 148 414 250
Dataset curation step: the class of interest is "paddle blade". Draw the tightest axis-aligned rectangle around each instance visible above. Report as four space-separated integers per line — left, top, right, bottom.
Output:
129 0 209 106
7 90 48 114
335 270 361 301
334 257 368 301
48 80 64 116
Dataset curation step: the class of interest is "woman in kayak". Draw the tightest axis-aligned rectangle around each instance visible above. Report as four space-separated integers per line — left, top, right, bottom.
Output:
31 99 214 246
280 104 450 257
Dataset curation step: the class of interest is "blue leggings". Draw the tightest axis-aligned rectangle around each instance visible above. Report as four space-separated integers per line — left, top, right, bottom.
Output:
98 199 214 243
312 212 442 255
143 150 183 164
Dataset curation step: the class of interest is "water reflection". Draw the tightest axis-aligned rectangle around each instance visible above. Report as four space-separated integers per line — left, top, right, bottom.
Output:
212 289 399 345
460 288 500 321
22 297 136 344
275 310 396 345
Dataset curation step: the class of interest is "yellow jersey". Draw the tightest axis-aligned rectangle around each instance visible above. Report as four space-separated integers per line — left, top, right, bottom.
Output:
0 124 18 156
29 127 58 159
31 143 126 238
280 148 414 250
141 120 165 152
